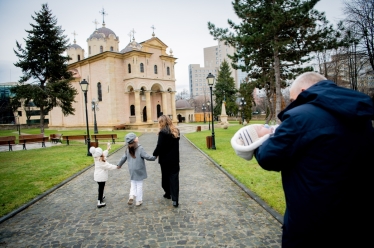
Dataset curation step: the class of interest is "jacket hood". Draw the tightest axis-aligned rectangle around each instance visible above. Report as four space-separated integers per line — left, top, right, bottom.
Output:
279 80 374 121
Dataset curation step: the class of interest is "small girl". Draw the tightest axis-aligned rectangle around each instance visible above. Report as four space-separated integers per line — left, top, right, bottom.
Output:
90 145 118 208
117 133 156 206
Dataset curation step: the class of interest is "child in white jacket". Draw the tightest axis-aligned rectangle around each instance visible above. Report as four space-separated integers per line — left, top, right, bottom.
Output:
90 146 119 208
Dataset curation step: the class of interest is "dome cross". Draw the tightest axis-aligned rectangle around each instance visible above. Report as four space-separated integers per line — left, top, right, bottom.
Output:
99 7 108 26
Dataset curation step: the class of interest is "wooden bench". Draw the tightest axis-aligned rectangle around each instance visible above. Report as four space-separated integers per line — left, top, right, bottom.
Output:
0 136 16 151
19 134 48 150
50 133 63 144
91 134 118 144
62 135 88 145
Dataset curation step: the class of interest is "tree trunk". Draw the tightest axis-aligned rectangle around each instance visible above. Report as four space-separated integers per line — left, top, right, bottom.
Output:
273 43 282 124
40 105 45 134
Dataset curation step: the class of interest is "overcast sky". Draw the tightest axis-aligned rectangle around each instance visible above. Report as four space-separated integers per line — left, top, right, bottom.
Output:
0 0 345 93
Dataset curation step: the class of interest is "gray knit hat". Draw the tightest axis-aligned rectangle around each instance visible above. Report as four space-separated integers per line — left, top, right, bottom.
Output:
125 133 137 144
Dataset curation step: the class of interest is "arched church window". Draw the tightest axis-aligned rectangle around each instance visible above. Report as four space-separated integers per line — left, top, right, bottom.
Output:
128 64 131 73
140 63 144 73
77 55 80 61
97 82 102 101
167 67 170 75
100 46 103 53
154 65 158 74
130 105 135 116
110 46 113 51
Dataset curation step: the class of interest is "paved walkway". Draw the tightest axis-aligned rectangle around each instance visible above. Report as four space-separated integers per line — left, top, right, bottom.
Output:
0 132 282 247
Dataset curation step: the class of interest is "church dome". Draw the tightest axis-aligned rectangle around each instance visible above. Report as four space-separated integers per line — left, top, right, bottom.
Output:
68 43 83 49
88 26 118 40
120 39 142 53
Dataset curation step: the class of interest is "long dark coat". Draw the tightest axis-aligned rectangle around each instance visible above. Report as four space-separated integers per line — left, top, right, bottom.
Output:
254 80 374 247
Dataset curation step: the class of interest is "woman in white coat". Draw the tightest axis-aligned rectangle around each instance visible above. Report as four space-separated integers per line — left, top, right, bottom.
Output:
90 146 119 208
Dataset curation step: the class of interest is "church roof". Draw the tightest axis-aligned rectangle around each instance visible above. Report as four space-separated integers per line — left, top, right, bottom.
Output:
176 99 192 109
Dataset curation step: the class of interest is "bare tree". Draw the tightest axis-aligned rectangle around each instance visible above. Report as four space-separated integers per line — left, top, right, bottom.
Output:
175 88 190 100
344 0 374 71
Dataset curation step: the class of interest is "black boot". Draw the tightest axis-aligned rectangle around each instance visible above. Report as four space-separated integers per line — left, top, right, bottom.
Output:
163 193 171 199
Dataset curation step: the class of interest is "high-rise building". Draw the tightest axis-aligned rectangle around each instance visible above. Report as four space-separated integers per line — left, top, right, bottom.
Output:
188 40 248 97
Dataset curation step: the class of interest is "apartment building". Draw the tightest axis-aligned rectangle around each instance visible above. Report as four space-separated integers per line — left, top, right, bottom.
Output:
189 40 248 97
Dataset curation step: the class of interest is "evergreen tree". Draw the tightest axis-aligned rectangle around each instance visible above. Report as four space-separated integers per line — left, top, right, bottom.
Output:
208 0 340 120
238 79 256 122
213 60 238 117
12 3 77 134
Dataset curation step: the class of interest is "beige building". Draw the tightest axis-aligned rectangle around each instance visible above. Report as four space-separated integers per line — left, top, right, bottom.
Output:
49 22 178 130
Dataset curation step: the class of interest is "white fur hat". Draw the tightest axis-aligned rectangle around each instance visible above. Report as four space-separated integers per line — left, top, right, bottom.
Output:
90 147 103 157
231 124 271 160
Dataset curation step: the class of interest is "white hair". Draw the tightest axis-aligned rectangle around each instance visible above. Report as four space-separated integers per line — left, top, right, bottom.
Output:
291 72 327 93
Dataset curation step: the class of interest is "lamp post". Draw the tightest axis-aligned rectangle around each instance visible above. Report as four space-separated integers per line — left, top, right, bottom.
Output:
80 79 91 156
202 103 206 123
17 115 20 135
206 73 216 150
207 101 210 130
92 98 99 134
240 97 246 125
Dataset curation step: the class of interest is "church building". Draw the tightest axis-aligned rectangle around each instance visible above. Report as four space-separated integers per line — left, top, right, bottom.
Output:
48 16 178 130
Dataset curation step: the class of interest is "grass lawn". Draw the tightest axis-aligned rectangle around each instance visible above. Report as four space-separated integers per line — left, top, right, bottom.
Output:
184 121 285 215
0 128 139 217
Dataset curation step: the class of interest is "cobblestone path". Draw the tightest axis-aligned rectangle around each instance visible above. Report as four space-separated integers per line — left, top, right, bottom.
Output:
0 132 282 247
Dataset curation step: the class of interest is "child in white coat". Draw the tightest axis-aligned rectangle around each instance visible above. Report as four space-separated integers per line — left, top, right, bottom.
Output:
90 145 119 208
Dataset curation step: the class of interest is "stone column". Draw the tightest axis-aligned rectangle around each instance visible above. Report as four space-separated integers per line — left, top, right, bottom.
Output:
145 91 153 123
134 90 141 123
170 91 178 122
161 91 168 116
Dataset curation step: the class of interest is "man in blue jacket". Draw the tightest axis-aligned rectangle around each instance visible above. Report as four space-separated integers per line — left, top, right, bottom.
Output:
254 72 374 247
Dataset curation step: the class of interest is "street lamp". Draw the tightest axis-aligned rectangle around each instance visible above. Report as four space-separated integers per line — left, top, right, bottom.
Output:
206 73 216 150
92 98 99 134
16 115 20 135
202 103 206 123
207 101 210 130
80 79 91 156
240 97 246 125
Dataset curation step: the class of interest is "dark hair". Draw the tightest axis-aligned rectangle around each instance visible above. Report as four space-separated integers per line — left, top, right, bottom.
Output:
128 142 137 158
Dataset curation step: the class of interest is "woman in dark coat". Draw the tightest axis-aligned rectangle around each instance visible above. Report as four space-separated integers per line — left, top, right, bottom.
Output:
153 115 180 207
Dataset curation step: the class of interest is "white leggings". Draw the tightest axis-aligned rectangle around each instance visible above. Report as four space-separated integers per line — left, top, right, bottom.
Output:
129 180 143 201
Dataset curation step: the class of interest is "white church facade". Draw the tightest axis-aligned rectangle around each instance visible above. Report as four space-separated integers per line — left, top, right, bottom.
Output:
48 20 178 130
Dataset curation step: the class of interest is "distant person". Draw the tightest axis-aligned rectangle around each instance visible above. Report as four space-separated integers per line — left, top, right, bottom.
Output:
117 133 156 207
90 145 119 208
252 72 373 247
153 115 180 207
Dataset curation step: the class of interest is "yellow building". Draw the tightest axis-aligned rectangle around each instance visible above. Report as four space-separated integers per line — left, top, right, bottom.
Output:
49 22 178 130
